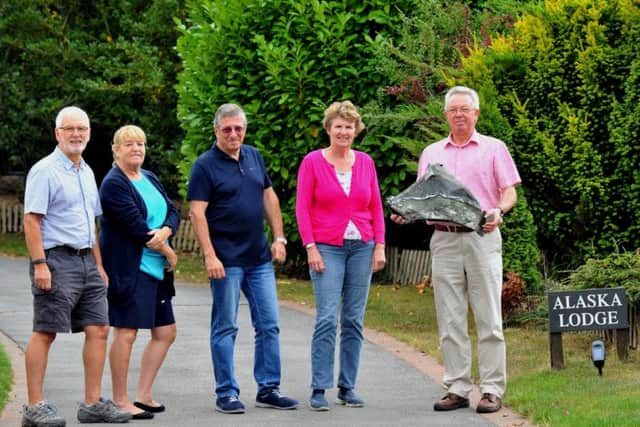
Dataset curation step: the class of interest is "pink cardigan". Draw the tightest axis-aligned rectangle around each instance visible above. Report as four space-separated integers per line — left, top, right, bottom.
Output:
295 149 385 247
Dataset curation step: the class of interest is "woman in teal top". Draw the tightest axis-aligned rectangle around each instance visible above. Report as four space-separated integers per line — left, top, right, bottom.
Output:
99 125 179 419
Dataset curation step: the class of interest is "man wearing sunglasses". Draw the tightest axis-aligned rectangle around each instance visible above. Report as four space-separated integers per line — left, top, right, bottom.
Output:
187 103 298 414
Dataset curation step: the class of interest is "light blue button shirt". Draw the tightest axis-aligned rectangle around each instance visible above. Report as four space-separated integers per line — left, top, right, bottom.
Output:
24 146 102 250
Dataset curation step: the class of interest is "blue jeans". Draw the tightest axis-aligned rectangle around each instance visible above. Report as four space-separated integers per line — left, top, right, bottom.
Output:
310 240 374 390
210 261 281 397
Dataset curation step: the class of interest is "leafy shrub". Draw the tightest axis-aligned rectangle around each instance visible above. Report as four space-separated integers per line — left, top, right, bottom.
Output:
457 0 640 269
502 271 526 318
365 0 543 292
567 250 640 309
0 0 185 193
176 0 417 265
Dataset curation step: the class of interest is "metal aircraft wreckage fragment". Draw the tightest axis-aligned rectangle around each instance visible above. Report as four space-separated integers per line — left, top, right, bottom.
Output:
387 163 488 234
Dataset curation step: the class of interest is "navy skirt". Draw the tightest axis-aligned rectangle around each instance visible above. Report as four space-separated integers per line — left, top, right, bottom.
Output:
108 270 175 329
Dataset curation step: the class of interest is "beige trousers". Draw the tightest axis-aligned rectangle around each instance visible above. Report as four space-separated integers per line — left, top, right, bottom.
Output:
430 229 506 398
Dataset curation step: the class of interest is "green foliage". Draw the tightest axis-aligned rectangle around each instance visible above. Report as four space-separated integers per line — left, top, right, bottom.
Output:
567 250 640 309
457 0 640 268
365 0 542 292
0 0 185 193
0 341 11 412
364 0 465 176
502 188 543 293
176 0 416 258
0 233 29 258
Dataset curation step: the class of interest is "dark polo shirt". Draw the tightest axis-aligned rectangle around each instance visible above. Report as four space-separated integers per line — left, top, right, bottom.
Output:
187 143 272 267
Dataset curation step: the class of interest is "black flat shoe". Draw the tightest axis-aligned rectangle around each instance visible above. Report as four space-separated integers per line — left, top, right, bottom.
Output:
132 410 154 420
134 401 165 413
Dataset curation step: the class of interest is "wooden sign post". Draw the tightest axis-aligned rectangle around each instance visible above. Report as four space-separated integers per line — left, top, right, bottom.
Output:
547 287 629 369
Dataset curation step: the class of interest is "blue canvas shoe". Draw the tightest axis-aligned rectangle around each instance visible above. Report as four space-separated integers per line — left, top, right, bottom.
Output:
309 389 329 411
335 388 364 408
256 389 298 410
215 396 245 414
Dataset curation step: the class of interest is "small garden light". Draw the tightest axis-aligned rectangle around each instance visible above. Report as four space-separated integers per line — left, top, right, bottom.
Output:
591 340 605 376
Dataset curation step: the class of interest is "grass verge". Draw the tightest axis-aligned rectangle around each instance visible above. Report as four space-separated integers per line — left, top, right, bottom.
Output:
278 279 640 427
1 233 638 425
0 342 11 413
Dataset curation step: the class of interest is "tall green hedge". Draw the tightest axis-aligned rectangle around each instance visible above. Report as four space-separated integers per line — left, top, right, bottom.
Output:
176 0 547 287
176 0 416 255
0 0 184 193
455 0 640 270
363 0 543 291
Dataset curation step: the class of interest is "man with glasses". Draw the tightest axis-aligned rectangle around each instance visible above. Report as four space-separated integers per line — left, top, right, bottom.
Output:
22 106 132 426
392 86 520 414
187 103 298 414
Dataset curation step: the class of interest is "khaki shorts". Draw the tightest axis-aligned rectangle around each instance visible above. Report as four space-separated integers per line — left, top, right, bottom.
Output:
30 247 108 333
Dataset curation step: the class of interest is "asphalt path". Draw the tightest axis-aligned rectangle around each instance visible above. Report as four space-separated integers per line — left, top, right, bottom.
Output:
0 255 530 426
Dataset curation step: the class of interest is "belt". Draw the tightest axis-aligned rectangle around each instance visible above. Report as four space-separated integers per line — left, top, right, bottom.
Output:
47 245 92 256
433 224 473 233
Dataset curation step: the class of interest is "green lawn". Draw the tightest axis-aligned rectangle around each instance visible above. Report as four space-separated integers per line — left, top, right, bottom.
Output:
1 233 638 425
277 280 640 427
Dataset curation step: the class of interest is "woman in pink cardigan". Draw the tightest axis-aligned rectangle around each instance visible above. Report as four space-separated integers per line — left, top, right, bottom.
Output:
296 101 386 411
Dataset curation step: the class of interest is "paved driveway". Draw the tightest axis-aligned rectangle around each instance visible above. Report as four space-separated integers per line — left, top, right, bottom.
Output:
0 255 528 426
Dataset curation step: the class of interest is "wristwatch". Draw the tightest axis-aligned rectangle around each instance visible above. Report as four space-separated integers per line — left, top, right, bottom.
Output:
275 236 287 245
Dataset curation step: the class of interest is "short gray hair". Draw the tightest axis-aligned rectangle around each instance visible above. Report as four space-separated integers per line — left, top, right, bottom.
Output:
444 86 480 111
55 106 90 128
213 103 247 128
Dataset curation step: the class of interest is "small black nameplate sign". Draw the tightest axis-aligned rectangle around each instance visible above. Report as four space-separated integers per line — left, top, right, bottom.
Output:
548 288 628 333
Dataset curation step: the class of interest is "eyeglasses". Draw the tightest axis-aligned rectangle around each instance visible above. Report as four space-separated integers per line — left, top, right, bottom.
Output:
445 107 475 115
59 126 89 133
219 126 245 135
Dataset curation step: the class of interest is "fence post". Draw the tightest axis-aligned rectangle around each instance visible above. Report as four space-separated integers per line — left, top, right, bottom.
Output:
616 328 629 361
550 332 564 369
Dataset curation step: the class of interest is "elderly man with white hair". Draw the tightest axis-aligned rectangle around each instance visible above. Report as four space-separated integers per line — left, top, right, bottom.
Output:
22 106 131 426
393 86 520 414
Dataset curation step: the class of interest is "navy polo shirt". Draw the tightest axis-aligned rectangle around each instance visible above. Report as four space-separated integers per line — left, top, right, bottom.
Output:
187 143 272 267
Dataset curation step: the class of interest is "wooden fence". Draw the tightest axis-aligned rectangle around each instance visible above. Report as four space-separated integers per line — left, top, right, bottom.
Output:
0 200 431 285
171 223 434 287
0 201 23 233
0 202 200 252
385 246 432 285
599 306 639 350
0 201 430 284
172 219 200 253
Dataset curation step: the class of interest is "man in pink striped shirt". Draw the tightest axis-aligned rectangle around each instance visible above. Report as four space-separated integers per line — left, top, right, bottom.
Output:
393 86 520 414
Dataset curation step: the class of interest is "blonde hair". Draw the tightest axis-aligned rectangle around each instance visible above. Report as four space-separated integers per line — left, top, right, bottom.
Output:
112 125 147 165
322 101 365 135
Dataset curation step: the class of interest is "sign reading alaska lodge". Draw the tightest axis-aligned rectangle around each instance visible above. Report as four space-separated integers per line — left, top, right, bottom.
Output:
548 287 629 333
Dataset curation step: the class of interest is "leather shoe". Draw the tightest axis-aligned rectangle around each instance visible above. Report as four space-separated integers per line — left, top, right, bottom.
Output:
134 401 165 413
433 393 469 411
476 393 502 413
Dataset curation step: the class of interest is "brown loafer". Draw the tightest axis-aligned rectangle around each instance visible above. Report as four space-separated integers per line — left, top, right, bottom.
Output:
476 393 502 413
433 393 470 411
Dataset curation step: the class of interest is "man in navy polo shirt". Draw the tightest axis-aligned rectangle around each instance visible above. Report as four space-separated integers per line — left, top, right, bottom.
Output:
187 103 298 414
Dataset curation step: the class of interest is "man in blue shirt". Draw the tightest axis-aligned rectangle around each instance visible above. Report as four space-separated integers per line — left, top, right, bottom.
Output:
22 106 131 426
187 103 298 414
